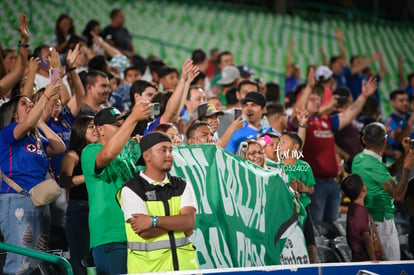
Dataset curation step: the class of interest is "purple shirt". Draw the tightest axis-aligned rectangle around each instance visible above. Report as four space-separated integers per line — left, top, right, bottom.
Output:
346 202 379 261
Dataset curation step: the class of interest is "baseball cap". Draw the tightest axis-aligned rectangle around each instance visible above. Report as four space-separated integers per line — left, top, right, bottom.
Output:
237 65 255 78
315 65 333 82
94 107 126 126
218 66 240 85
240 92 266 108
136 132 172 166
193 103 224 120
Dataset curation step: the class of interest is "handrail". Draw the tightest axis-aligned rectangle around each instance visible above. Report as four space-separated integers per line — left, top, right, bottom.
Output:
0 242 73 275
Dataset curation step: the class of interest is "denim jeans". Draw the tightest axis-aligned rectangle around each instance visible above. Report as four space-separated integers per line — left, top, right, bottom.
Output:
65 199 90 274
92 242 127 275
309 179 341 223
0 193 50 275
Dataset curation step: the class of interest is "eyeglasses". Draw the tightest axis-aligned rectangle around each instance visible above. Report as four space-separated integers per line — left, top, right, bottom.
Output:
87 124 96 129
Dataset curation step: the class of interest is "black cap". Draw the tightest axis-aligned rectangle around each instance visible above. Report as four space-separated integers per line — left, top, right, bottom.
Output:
136 132 172 166
240 92 266 108
94 107 126 126
193 103 224 120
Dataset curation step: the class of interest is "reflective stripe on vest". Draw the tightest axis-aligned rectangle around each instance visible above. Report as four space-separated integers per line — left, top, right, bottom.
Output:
127 236 191 251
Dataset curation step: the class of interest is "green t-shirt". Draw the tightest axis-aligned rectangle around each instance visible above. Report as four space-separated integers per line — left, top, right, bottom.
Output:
352 150 395 222
271 159 315 208
81 140 141 248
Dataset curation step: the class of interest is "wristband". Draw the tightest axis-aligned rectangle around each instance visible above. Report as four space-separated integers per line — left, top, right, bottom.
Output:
18 43 30 48
298 123 308 128
151 216 158 228
43 93 50 101
67 67 77 72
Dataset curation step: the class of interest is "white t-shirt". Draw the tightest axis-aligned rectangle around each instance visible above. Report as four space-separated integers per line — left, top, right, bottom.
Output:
120 171 197 221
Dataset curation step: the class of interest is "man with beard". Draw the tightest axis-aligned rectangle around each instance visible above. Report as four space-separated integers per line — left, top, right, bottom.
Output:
117 132 198 273
385 89 414 158
79 70 111 116
225 92 278 153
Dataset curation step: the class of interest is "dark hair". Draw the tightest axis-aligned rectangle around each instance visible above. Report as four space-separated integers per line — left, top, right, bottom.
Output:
130 55 147 75
0 95 26 130
190 71 206 86
266 102 284 117
362 96 379 116
191 49 207 65
32 45 50 59
362 122 386 147
350 55 360 65
186 85 203 100
186 121 210 140
68 116 95 151
153 123 175 133
329 56 341 67
124 66 141 79
130 80 157 106
158 66 179 79
237 79 260 93
285 91 297 108
151 90 173 118
55 14 75 45
82 19 100 47
389 89 407 101
225 87 238 106
1 48 15 59
340 174 364 201
333 87 351 107
84 70 108 92
408 73 414 83
281 131 303 150
265 82 280 103
110 8 122 19
88 55 108 73
217 51 232 65
148 59 166 73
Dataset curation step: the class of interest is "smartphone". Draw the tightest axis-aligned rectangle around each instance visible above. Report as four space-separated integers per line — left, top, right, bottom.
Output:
234 108 242 119
151 102 160 116
237 141 248 158
410 139 414 149
49 68 60 83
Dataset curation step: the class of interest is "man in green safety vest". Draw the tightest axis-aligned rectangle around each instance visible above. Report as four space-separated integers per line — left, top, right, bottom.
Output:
117 132 198 273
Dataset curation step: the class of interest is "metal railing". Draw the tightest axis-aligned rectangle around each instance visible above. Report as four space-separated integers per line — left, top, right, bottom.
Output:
0 242 73 275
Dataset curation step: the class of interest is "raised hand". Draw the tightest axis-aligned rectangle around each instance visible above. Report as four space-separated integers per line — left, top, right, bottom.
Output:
335 29 344 41
289 39 294 50
181 59 198 82
361 77 377 97
306 66 315 88
27 57 39 74
18 13 30 43
44 81 61 100
296 105 309 126
66 43 80 68
91 31 103 46
131 99 152 121
48 47 62 71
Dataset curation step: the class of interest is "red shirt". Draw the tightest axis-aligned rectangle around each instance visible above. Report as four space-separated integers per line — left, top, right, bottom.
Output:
288 115 340 177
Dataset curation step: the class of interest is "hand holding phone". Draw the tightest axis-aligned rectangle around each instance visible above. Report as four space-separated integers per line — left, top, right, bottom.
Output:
49 68 60 83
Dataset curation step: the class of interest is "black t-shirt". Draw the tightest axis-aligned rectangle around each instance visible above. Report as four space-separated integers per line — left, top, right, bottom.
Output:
101 26 133 52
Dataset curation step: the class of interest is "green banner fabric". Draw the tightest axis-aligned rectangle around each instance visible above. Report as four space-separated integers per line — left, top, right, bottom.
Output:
170 145 309 268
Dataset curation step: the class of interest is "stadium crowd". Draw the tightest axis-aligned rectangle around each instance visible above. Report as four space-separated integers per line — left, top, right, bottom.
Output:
1 8 414 275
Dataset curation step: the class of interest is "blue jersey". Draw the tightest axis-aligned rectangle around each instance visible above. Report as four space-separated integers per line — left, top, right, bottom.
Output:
144 117 161 135
332 69 348 88
0 123 49 193
225 124 279 153
46 106 75 177
385 112 414 151
285 76 298 94
344 67 367 100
